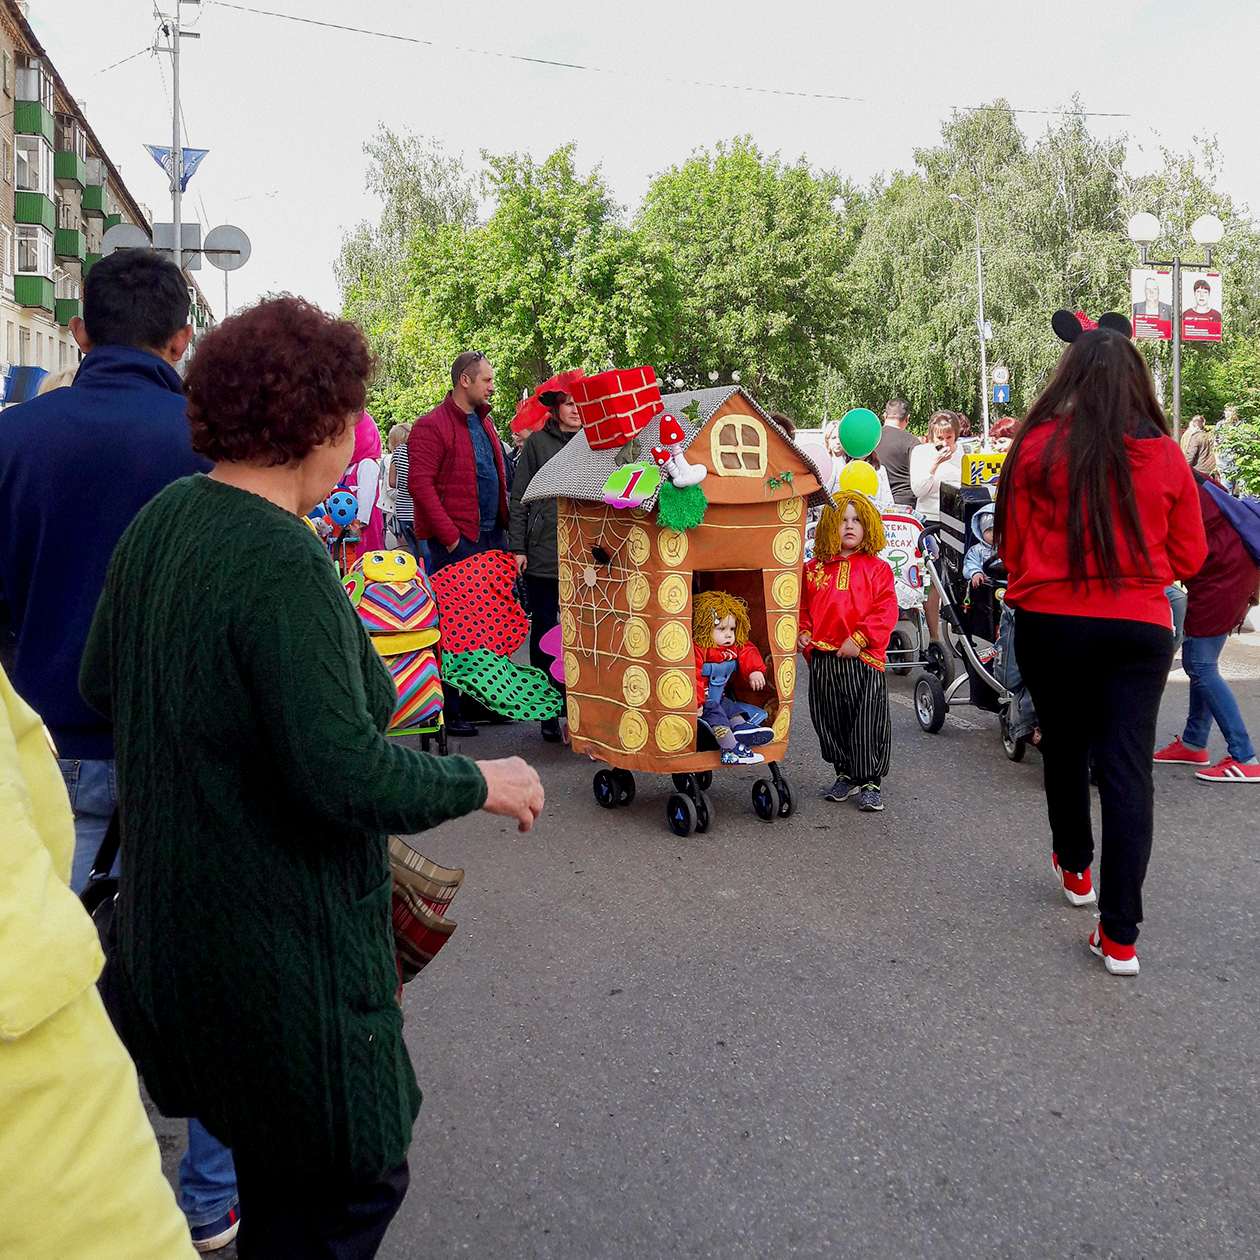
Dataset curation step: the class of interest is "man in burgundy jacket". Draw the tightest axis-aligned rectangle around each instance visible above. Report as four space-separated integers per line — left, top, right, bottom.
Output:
407 350 510 735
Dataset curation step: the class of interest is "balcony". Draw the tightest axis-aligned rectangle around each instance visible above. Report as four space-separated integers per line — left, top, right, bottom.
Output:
103 213 122 232
14 99 53 144
55 227 86 262
15 192 55 231
81 183 107 218
83 252 101 276
55 296 83 326
15 274 54 311
54 150 85 189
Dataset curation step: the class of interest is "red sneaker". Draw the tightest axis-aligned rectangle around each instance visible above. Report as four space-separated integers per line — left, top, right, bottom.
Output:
1088 925 1139 976
1153 737 1210 766
1195 757 1260 783
1053 854 1096 907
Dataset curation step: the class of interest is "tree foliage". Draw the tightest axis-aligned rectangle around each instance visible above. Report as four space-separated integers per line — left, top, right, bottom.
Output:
338 113 1259 447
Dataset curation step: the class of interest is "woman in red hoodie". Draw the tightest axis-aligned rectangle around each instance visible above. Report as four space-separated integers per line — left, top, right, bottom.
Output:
996 328 1207 976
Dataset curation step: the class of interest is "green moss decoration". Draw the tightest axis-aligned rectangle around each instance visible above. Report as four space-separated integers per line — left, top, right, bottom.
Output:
656 480 708 532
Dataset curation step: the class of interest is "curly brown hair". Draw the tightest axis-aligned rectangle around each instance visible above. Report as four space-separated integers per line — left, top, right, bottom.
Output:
692 590 752 649
184 296 375 465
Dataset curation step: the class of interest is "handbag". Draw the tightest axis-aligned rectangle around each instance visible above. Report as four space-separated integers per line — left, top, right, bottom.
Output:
79 810 120 954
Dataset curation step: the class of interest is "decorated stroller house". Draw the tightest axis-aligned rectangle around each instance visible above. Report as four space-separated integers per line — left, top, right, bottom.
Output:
523 367 831 834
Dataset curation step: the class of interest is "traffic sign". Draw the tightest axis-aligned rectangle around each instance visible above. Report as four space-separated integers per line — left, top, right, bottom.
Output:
991 366 1009 386
993 384 1010 405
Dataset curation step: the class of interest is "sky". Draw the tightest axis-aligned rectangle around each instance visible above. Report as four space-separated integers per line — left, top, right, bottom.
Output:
29 0 1260 321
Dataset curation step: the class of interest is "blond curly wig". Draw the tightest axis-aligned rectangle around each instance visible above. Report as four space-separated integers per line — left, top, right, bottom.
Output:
692 589 752 649
813 490 886 562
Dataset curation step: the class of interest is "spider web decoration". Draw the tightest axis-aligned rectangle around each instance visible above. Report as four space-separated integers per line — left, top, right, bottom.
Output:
562 502 650 691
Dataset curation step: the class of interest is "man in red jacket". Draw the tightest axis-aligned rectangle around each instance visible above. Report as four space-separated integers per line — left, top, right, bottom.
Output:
1154 473 1260 781
407 351 511 736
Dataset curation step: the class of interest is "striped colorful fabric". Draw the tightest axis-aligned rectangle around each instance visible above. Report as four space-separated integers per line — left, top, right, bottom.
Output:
384 648 442 735
354 576 439 635
388 836 464 983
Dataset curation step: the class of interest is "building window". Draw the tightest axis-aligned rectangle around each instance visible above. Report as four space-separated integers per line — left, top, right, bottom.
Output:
710 416 768 476
15 57 53 111
15 134 54 195
2 51 9 96
18 326 29 366
16 224 53 277
57 195 77 231
58 339 66 369
35 330 42 366
0 226 11 277
2 140 10 183
6 322 12 366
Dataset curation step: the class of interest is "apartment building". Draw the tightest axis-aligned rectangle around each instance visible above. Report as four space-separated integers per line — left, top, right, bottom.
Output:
0 0 212 394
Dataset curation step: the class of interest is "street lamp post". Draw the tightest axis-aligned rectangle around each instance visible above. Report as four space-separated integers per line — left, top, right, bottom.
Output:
950 193 989 443
1126 211 1224 443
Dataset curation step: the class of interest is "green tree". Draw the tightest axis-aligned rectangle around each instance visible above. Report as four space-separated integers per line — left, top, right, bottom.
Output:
637 137 857 423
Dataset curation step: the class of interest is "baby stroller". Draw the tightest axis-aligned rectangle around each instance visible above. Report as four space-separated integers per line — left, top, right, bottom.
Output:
910 485 1033 760
342 549 448 755
882 511 956 687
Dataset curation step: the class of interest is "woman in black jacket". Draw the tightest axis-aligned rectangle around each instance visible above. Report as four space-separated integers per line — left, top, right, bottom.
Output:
508 382 582 741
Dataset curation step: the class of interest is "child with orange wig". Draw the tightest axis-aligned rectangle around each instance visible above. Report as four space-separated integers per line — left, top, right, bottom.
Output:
692 589 775 765
798 490 899 811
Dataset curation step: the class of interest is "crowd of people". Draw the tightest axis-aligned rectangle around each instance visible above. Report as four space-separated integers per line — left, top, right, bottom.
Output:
0 249 1256 1256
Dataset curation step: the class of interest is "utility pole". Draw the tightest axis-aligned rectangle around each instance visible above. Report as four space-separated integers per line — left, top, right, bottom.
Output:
156 2 199 275
950 193 990 442
1170 254 1182 437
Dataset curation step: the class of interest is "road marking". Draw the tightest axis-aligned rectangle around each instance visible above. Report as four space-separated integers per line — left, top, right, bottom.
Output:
889 691 986 731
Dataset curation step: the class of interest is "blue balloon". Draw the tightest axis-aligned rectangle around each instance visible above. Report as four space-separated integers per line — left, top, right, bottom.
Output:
328 490 358 527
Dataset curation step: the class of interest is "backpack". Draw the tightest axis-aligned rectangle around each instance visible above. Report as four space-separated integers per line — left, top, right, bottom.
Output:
1203 482 1260 567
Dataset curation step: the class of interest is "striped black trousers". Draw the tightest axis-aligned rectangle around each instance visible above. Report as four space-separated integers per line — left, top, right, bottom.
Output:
806 651 892 786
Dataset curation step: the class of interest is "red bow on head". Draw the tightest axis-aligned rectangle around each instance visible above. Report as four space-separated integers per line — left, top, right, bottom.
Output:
1074 310 1098 331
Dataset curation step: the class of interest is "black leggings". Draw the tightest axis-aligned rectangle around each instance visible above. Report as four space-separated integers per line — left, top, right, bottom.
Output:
1015 609 1174 946
526 575 565 709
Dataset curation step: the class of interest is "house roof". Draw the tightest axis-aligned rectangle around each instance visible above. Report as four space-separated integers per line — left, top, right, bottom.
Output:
522 385 831 511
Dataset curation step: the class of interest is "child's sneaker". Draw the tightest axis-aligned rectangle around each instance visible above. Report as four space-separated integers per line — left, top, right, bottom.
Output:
732 723 776 747
1052 854 1097 906
823 776 859 802
856 784 883 812
1153 736 1210 765
721 743 764 766
1088 924 1139 976
1194 756 1260 783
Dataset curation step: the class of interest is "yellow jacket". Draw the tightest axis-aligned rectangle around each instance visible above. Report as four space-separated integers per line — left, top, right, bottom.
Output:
0 667 195 1259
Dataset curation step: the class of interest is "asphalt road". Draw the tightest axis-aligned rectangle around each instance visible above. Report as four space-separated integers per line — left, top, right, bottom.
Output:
153 639 1260 1259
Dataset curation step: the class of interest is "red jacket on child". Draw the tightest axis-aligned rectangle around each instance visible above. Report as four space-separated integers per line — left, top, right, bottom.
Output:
693 642 767 694
1000 418 1206 627
799 552 898 670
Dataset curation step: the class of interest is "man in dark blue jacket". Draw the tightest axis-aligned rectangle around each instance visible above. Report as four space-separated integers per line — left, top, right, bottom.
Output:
0 249 242 1252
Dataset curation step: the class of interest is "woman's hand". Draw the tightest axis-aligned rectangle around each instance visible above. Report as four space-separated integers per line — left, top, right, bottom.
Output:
477 757 544 833
932 445 952 470
515 553 528 574
839 637 861 658
748 670 766 691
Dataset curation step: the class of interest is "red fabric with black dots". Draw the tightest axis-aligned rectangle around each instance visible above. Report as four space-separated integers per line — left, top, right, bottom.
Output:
429 550 529 655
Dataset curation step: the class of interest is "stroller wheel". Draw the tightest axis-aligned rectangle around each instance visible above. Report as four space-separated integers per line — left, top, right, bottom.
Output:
914 673 948 734
693 790 714 833
666 792 697 836
613 768 636 806
775 774 796 818
1000 713 1027 762
593 769 619 809
696 770 713 791
887 628 914 677
925 639 956 688
751 778 779 822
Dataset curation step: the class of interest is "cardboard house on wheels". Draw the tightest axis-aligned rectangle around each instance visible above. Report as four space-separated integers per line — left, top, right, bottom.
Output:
522 368 830 833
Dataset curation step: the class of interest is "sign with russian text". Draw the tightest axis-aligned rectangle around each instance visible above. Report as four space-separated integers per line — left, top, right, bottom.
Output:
1131 268 1173 340
1182 272 1223 342
880 513 925 590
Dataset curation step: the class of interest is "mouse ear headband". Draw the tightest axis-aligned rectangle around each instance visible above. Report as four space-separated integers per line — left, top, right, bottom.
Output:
1052 309 1133 343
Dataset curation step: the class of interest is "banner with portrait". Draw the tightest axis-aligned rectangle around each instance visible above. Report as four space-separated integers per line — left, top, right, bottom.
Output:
1182 272 1223 342
1131 269 1173 340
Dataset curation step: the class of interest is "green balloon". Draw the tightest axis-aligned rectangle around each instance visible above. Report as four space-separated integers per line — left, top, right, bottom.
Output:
839 408 882 460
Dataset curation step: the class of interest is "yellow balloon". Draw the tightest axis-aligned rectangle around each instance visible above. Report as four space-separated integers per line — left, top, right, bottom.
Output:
838 460 880 498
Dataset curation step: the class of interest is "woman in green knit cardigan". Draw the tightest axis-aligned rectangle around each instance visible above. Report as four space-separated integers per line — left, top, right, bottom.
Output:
80 297 543 1258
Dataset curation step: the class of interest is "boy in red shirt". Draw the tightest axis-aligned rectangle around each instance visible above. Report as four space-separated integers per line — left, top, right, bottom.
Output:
798 491 899 811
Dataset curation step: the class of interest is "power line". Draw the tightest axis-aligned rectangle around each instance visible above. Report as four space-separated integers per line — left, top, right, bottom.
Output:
94 46 153 75
206 1 1131 119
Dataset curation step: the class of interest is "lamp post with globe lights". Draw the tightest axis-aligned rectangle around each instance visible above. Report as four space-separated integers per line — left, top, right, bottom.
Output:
1126 211 1225 442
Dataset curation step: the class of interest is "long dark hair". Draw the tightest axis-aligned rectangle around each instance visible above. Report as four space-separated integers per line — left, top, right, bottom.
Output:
995 329 1169 591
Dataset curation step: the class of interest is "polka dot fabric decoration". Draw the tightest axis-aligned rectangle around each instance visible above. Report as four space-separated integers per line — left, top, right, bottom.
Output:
443 650 563 721
429 551 529 656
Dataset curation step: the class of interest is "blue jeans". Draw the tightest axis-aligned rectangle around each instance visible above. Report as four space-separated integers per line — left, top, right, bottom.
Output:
1166 585 1187 654
398 521 431 570
59 758 117 895
1182 634 1256 762
180 1119 239 1227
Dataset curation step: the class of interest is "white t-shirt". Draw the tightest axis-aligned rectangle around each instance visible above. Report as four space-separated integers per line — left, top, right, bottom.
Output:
909 442 964 519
